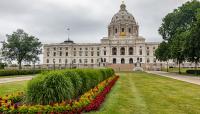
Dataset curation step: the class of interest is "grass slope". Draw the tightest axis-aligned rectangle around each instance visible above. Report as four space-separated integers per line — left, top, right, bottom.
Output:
87 72 200 114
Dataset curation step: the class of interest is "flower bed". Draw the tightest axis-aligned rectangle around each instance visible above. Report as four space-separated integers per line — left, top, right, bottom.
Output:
0 75 119 113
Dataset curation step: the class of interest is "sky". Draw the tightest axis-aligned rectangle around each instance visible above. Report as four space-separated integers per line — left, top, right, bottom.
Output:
0 0 190 45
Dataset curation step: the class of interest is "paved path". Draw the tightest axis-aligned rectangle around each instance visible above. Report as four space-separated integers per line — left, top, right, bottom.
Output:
0 75 34 84
147 71 200 85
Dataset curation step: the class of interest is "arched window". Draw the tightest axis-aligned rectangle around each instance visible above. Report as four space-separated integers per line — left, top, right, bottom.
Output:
112 47 117 55
121 58 125 64
129 47 133 55
120 47 125 55
113 58 117 64
129 58 133 64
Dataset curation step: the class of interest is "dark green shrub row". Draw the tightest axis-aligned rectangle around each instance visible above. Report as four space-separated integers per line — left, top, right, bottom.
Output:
27 68 115 105
186 70 200 75
0 69 47 76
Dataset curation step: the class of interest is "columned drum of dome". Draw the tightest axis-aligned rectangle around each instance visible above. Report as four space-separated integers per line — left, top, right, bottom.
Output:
108 2 139 38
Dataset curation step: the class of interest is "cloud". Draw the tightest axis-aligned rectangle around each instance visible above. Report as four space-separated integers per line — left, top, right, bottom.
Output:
0 0 189 44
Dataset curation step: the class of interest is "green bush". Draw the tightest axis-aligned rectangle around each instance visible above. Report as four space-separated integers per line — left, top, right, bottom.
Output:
27 71 74 105
27 68 115 105
0 69 47 76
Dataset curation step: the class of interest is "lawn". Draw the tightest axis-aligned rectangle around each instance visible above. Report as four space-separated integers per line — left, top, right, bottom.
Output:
0 81 28 96
1 72 200 114
87 72 200 114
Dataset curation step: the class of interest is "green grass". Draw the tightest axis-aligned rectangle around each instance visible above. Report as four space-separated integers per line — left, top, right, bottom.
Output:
0 81 28 96
87 72 200 114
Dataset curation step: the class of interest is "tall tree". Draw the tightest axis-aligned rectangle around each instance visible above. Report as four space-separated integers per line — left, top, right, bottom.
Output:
1 29 42 69
184 10 200 72
158 0 200 74
155 41 170 72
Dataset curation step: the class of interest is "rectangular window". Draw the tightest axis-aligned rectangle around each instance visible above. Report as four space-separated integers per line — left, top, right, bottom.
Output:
53 52 56 56
66 52 68 56
140 58 142 62
104 51 106 55
97 52 100 56
60 52 62 56
47 52 50 57
85 52 88 56
122 28 125 32
91 52 94 56
139 50 142 55
74 52 76 56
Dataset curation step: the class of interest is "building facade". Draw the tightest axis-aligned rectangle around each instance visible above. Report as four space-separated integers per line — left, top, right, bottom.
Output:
43 2 161 71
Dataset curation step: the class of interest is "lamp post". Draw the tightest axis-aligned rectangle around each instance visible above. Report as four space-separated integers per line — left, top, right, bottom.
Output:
53 59 55 70
32 58 36 74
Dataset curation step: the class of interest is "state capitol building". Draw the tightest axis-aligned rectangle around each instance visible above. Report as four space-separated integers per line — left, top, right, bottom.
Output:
43 2 161 71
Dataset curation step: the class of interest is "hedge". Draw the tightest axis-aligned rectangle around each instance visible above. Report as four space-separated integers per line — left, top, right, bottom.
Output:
186 70 200 75
27 68 115 105
0 69 46 76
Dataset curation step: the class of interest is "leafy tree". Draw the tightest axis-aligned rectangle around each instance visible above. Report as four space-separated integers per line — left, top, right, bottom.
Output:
158 0 200 74
1 29 42 69
155 41 170 72
184 10 200 72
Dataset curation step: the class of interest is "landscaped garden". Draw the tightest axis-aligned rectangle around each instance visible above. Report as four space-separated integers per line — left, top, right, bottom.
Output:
1 71 200 113
0 68 118 113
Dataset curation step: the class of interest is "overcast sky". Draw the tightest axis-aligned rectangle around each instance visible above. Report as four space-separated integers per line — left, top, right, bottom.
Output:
0 0 189 44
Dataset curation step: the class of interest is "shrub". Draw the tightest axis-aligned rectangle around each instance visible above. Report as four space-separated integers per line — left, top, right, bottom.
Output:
0 69 47 76
27 68 115 105
27 72 74 105
186 70 200 75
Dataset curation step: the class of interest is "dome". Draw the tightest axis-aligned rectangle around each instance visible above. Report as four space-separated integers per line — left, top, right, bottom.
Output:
108 2 139 38
110 4 136 25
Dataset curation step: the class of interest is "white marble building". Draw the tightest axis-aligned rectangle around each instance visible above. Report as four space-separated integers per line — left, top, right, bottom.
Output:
43 2 161 71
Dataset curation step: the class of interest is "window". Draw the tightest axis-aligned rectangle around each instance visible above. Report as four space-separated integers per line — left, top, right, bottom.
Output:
74 52 76 56
129 28 131 33
97 47 100 50
47 52 50 57
85 48 88 50
154 58 156 63
121 58 125 64
147 47 149 50
54 47 56 51
153 47 156 50
104 58 106 62
147 51 149 56
79 59 82 63
65 59 68 64
79 51 82 56
60 52 62 56
97 52 100 56
129 58 133 64
147 58 150 63
91 48 93 50
139 49 142 55
53 52 56 56
104 51 106 55
112 47 117 55
91 59 94 63
59 59 61 63
73 59 76 64
120 47 125 55
66 52 68 56
80 48 82 50
129 47 133 55
66 47 68 50
140 58 142 62
47 48 50 51
112 58 116 64
60 47 62 50
122 28 125 32
85 52 88 56
74 48 76 50
115 29 118 33
91 52 94 56
84 59 88 64
46 59 49 63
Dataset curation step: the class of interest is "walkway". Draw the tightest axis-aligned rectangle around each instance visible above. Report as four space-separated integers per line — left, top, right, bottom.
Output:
0 75 34 84
147 71 200 85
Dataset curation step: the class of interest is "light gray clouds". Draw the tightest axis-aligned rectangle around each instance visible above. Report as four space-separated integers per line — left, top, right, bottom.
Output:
0 0 189 44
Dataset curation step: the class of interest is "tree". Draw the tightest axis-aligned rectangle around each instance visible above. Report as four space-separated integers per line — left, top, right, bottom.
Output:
155 41 170 72
184 10 200 72
1 29 42 69
158 0 200 74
